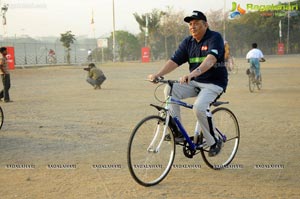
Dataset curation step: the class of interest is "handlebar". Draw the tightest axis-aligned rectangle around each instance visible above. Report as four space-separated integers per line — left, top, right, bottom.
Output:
150 77 179 85
148 77 179 103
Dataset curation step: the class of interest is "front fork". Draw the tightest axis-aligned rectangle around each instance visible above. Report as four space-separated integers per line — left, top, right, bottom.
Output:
147 110 170 153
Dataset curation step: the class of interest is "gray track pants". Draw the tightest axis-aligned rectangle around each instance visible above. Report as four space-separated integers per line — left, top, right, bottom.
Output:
164 81 224 146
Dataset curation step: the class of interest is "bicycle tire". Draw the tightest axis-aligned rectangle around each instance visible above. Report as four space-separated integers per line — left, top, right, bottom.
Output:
230 57 238 74
257 75 262 90
200 107 240 170
0 106 4 130
127 115 175 186
248 72 255 92
233 65 238 74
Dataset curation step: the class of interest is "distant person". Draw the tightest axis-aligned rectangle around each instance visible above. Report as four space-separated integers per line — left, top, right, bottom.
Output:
0 47 12 102
48 49 57 64
48 49 55 56
224 41 235 72
224 41 230 63
87 49 92 62
246 43 265 82
84 63 106 89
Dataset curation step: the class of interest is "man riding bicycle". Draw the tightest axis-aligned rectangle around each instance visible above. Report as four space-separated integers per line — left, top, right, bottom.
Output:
246 43 265 82
148 11 228 157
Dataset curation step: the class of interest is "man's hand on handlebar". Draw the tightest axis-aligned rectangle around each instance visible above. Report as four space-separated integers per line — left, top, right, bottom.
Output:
180 74 193 84
147 74 161 83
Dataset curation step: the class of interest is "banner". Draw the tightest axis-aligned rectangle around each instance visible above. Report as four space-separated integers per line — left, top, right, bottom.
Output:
97 38 108 48
141 47 150 63
277 43 284 55
6 46 15 70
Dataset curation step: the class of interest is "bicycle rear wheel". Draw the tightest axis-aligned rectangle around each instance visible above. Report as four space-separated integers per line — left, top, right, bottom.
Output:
127 115 175 186
200 107 240 170
0 106 4 130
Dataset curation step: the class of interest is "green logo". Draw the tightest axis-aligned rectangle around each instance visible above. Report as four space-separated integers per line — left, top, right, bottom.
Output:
246 3 298 12
229 1 299 19
229 2 246 19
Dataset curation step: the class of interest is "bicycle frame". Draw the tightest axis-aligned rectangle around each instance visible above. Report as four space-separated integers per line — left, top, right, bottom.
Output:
168 97 204 150
150 80 226 153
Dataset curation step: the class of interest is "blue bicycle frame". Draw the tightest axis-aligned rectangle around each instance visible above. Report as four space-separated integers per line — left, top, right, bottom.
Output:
164 91 227 151
166 96 207 151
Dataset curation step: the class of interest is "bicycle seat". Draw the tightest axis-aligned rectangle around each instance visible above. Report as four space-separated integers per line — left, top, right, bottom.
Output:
150 104 167 111
246 68 251 75
211 101 229 107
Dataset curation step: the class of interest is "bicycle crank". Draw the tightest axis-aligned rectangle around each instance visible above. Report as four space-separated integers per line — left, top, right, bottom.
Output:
183 138 196 158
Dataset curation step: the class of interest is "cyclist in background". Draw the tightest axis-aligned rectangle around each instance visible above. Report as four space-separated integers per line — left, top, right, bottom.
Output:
48 49 57 64
246 43 265 82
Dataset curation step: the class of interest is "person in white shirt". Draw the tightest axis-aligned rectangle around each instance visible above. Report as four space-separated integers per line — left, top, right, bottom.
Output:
87 49 92 62
246 43 266 81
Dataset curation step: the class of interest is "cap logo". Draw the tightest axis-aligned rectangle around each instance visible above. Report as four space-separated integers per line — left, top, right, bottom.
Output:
192 11 198 16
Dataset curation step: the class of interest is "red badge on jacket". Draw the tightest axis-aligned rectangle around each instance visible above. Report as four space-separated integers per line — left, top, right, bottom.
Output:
201 46 208 51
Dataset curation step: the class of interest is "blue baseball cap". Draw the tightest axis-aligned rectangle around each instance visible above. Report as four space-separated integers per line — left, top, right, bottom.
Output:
184 10 207 23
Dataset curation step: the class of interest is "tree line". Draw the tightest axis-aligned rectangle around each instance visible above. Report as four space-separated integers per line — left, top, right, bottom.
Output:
3 0 299 63
100 0 299 62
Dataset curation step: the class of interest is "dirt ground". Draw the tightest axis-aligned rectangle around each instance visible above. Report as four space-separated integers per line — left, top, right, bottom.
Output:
0 54 300 199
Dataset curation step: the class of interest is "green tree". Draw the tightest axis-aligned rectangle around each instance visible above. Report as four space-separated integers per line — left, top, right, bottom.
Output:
133 9 164 59
134 8 189 60
109 30 139 62
60 31 76 64
159 7 188 59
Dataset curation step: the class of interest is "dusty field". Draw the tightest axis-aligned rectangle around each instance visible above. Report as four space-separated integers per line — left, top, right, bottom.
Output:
0 54 300 199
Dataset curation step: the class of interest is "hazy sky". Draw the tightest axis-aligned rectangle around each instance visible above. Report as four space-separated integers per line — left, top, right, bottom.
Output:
1 0 286 38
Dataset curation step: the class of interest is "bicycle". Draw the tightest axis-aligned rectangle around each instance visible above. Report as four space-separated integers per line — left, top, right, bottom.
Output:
0 106 4 129
127 78 240 186
246 67 262 92
48 55 57 64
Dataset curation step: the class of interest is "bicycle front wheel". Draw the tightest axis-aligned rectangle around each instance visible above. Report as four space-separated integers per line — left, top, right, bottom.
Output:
200 107 240 170
257 75 262 90
230 57 238 74
0 106 4 130
127 115 175 186
232 64 238 74
248 73 255 92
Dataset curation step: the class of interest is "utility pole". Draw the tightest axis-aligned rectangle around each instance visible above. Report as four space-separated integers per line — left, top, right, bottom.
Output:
287 2 290 54
145 13 149 47
223 0 226 40
112 0 116 62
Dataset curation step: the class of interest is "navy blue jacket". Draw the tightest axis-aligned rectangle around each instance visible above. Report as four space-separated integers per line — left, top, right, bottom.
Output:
171 29 228 91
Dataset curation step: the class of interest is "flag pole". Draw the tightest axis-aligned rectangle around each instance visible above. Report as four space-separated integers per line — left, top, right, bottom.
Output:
91 9 95 39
